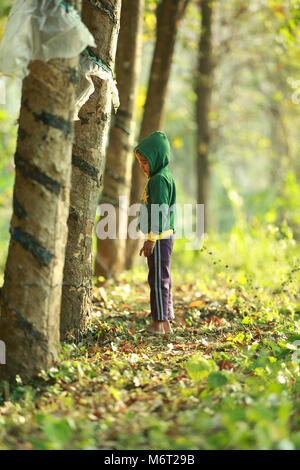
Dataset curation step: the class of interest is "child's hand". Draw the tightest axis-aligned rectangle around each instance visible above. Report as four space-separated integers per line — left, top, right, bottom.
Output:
139 240 155 257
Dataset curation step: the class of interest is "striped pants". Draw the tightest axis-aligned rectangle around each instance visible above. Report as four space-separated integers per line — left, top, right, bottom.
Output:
147 235 174 321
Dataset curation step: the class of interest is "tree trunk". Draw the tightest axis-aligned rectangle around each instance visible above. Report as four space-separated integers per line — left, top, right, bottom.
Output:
196 0 214 230
94 0 144 278
125 0 186 269
60 0 122 340
0 1 81 383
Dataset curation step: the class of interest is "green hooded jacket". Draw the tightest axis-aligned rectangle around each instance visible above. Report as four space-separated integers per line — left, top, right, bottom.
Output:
135 131 176 237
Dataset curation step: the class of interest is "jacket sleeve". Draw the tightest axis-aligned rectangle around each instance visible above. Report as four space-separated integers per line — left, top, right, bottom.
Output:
146 174 170 240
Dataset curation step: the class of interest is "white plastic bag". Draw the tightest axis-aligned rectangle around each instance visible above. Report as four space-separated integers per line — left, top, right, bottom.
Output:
74 50 120 120
0 0 96 80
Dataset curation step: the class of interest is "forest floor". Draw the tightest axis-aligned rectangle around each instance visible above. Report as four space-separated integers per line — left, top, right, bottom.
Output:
0 230 300 450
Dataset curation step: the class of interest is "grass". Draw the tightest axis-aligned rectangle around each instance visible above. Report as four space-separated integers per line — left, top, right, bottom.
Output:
0 222 300 450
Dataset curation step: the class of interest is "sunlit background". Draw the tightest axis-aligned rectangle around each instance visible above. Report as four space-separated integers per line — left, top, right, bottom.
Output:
1 0 300 280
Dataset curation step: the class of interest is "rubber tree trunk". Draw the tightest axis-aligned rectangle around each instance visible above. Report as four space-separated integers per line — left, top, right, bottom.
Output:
94 0 144 278
125 0 186 269
60 0 121 340
196 0 213 230
0 1 81 383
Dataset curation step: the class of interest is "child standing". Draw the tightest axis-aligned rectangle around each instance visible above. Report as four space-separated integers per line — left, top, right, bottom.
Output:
135 131 176 335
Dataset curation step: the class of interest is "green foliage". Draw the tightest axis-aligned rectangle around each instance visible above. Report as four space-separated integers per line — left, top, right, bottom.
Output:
0 222 300 449
186 354 218 381
161 0 300 232
143 0 159 41
0 0 12 18
0 107 17 279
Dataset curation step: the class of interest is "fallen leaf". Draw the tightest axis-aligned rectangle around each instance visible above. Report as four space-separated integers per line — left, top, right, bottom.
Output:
219 360 235 370
188 300 206 309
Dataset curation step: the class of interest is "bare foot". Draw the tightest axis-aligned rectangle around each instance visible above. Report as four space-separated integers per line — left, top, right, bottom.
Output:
163 321 173 334
146 320 165 335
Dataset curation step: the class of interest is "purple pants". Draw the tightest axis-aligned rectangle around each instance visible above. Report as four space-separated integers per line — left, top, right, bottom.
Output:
147 235 174 321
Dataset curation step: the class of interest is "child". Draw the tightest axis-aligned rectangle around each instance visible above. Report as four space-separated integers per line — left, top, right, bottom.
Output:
135 131 176 335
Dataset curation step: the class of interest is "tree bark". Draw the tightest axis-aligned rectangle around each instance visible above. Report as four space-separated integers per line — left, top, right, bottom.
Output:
94 0 144 278
60 0 122 340
125 0 186 269
0 1 81 382
196 0 214 230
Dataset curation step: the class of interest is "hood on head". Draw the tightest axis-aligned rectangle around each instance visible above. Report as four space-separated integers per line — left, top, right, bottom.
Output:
135 131 170 176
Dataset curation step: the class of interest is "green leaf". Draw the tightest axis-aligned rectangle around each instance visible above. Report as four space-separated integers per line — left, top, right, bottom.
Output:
208 372 228 389
186 355 218 382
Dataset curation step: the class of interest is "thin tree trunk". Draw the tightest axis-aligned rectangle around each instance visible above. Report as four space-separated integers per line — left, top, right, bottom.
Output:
60 0 121 340
94 0 144 278
268 103 290 185
0 1 81 382
125 0 186 269
196 0 213 230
